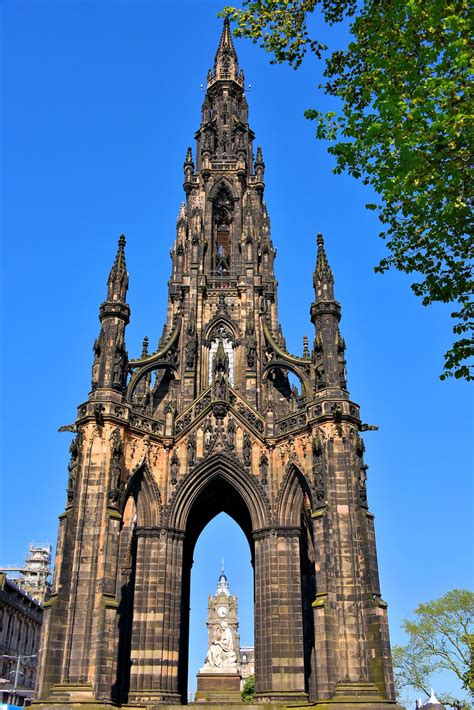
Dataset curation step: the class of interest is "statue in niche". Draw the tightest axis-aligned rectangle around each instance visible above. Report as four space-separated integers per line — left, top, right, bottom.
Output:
112 334 127 390
170 451 180 485
204 420 214 453
91 331 102 389
289 385 299 412
109 429 124 505
245 312 257 368
316 363 326 390
67 432 82 503
358 465 368 506
243 433 252 467
186 308 198 369
313 436 325 505
338 350 347 388
204 622 237 669
226 418 236 450
215 371 227 401
259 452 268 485
213 339 229 401
203 132 212 151
187 433 196 468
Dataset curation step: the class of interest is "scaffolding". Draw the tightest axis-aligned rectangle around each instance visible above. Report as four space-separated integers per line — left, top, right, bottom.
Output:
0 544 52 604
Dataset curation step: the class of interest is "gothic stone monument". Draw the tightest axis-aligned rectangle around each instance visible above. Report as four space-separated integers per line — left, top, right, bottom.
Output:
35 19 402 710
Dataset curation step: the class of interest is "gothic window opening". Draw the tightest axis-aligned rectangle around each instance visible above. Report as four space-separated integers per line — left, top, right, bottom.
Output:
213 184 234 275
208 326 234 386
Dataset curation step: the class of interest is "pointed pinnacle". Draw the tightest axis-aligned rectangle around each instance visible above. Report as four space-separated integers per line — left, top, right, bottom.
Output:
177 201 186 222
303 335 310 358
141 336 149 358
184 146 193 165
107 234 128 302
313 233 334 300
214 15 238 74
316 233 331 276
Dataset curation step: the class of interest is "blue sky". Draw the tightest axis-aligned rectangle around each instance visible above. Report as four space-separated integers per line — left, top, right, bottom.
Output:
1 0 473 702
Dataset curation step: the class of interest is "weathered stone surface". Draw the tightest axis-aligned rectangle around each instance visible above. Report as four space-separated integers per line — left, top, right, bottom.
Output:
35 18 402 710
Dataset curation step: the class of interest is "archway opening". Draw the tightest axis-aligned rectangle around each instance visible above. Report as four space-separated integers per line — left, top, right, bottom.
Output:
187 513 254 701
179 475 255 702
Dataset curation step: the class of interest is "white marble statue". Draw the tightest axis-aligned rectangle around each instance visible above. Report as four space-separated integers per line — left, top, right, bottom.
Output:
204 622 237 669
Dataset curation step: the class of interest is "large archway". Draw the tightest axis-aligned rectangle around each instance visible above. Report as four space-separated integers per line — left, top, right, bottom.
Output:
114 455 314 706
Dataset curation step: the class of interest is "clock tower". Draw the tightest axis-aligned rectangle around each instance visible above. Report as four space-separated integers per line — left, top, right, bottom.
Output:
205 565 240 663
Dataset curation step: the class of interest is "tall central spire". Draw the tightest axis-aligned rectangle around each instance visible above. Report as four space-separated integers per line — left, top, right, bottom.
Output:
213 16 239 82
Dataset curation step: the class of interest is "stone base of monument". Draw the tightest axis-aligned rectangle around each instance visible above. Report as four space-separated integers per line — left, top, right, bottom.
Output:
195 667 242 704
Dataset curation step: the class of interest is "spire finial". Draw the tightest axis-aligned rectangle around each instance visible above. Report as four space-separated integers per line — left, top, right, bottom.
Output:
221 557 224 574
303 334 310 358
313 232 334 301
107 233 128 302
213 16 239 81
177 201 186 223
141 336 149 358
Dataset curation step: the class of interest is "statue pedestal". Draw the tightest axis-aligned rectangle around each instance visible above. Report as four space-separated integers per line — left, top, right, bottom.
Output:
195 667 242 704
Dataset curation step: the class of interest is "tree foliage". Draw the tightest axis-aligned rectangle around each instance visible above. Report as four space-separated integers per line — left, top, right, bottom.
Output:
222 0 473 380
241 673 255 703
393 589 474 707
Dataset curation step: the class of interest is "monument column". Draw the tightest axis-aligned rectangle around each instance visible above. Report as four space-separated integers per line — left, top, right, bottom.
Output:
253 528 308 704
128 528 184 705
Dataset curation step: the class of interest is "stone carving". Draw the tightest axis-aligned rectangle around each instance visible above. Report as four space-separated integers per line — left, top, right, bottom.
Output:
112 334 128 390
312 434 325 506
259 452 268 485
358 464 368 507
94 403 105 427
91 331 102 389
213 339 229 401
316 363 326 390
185 308 198 369
226 418 236 450
66 431 82 503
109 428 124 505
243 432 251 467
170 450 180 485
204 420 214 454
187 433 196 469
204 622 237 669
245 311 257 368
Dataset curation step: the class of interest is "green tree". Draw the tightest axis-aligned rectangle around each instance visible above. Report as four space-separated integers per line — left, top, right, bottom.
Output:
392 589 474 707
223 0 473 380
241 674 255 703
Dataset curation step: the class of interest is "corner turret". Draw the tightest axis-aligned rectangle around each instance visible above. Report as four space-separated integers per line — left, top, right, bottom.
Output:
90 235 130 395
310 234 347 391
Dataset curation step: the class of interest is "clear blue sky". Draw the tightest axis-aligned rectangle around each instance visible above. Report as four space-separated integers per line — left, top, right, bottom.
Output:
1 0 472 703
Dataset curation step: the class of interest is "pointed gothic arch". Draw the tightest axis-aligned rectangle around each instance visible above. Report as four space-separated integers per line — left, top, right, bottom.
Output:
166 451 270 535
208 176 238 203
121 460 164 527
276 463 314 528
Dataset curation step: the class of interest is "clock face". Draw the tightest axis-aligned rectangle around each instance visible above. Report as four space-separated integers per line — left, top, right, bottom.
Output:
217 606 228 617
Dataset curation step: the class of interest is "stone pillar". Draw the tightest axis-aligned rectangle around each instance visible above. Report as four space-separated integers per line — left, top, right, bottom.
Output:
128 527 184 705
253 528 308 704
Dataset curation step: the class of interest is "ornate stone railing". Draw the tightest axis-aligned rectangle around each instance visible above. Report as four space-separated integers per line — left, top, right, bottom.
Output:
275 411 307 435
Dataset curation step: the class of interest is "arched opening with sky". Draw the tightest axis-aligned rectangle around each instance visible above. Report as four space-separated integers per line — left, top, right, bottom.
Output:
187 513 254 698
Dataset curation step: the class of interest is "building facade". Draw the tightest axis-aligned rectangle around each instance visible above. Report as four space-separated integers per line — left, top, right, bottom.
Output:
35 19 402 709
0 573 43 705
